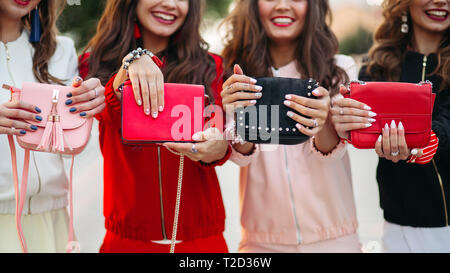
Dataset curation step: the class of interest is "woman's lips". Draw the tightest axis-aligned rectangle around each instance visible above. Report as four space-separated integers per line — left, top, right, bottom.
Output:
271 16 295 27
152 11 177 25
13 0 31 7
425 9 449 22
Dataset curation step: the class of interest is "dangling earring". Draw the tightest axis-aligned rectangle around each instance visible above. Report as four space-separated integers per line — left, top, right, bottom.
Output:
401 11 409 34
29 5 42 43
134 22 142 39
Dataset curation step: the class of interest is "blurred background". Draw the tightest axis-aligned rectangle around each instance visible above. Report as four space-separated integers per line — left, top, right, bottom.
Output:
61 0 387 253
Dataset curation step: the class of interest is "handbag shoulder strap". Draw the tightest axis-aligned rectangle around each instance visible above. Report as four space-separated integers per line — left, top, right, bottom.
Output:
8 135 79 253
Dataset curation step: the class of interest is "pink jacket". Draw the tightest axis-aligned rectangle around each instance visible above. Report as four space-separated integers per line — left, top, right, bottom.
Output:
231 55 359 245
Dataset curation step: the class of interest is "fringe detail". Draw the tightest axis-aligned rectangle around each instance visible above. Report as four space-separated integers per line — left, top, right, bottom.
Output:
37 120 54 152
53 119 65 153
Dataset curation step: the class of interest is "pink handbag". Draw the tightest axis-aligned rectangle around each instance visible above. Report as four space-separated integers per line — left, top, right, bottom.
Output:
3 82 93 253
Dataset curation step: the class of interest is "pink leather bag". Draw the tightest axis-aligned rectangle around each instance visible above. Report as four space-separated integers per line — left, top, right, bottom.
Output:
4 82 93 253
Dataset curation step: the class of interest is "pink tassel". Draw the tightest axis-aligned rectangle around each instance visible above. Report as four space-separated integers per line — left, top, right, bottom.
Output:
53 117 65 153
37 117 54 152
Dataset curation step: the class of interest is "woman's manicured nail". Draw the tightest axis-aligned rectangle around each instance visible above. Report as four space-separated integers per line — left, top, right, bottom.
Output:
75 76 83 83
65 99 73 105
368 112 377 117
250 78 257 84
255 93 262 98
296 123 303 130
287 111 294 118
31 125 37 131
35 107 42 113
385 123 389 131
20 130 26 135
368 118 376 123
152 112 158 119
285 95 292 100
145 109 150 116
411 149 418 155
312 89 320 96
377 135 382 143
250 100 257 104
66 93 73 98
69 107 77 113
159 106 164 112
365 123 373 128
364 105 372 111
192 133 201 141
80 112 87 117
35 115 43 121
390 120 397 129
138 100 142 106
398 121 404 131
255 85 263 91
284 101 291 106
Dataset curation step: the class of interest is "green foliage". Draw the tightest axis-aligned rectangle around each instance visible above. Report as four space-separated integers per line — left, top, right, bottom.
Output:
339 27 374 56
58 0 233 51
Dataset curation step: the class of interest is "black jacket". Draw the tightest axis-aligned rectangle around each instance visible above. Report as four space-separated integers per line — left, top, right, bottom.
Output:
359 51 450 228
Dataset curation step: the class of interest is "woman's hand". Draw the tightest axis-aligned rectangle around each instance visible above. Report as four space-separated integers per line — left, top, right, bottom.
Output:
0 97 42 136
114 53 164 118
375 121 423 163
163 128 229 164
65 76 106 118
221 64 262 113
330 85 377 139
284 87 331 136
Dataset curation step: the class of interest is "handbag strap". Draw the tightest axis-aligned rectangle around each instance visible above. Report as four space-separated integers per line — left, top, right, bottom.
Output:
8 136 79 253
165 147 184 254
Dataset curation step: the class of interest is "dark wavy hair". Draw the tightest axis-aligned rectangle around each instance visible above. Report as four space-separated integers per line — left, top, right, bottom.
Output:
21 0 66 84
84 0 217 99
221 0 349 95
367 0 450 91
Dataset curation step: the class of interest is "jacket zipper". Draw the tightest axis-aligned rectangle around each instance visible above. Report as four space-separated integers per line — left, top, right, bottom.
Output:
283 146 302 244
421 55 448 226
157 147 168 239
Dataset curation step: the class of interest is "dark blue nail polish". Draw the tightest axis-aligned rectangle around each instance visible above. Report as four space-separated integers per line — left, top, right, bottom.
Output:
67 93 73 98
65 99 73 105
20 130 26 135
70 107 77 113
35 107 42 113
80 112 87 117
36 115 43 121
31 125 38 131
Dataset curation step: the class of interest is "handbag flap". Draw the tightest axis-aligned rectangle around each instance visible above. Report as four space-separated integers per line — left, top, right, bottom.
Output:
21 82 87 130
349 81 434 134
122 81 205 143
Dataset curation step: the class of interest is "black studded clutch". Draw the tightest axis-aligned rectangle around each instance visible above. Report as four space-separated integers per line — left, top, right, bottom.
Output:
235 77 319 145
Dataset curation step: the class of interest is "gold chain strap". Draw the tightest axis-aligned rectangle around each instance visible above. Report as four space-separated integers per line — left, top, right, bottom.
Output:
165 147 184 253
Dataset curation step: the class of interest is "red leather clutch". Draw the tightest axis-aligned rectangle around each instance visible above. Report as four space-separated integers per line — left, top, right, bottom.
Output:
120 80 206 144
344 81 436 149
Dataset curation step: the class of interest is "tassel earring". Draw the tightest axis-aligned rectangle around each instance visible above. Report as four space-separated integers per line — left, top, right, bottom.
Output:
401 11 409 34
134 23 142 39
30 6 42 43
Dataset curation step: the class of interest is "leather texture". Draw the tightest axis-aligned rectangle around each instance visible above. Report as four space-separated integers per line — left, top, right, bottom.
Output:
235 77 318 145
121 80 206 144
345 81 436 149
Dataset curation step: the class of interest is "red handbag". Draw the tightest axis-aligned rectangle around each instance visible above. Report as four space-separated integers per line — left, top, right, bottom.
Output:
344 81 436 149
120 80 206 144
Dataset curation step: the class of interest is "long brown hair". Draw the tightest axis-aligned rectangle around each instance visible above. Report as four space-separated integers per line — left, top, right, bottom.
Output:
85 0 217 99
221 0 349 95
22 0 66 84
367 0 450 91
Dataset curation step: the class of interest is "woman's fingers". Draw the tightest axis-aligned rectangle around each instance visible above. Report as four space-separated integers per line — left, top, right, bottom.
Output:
287 111 321 129
148 74 159 118
382 123 391 158
76 103 106 119
69 95 105 115
156 73 165 112
3 107 43 122
389 121 399 163
397 122 410 160
129 71 143 107
375 135 384 158
71 76 83 88
140 75 151 116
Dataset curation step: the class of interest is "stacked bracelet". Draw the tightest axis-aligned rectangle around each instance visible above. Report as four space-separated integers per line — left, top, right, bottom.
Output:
122 48 155 71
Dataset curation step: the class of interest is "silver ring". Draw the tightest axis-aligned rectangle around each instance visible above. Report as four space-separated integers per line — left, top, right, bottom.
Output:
391 151 399 157
94 88 99 97
313 119 319 128
340 109 344 115
191 144 198 154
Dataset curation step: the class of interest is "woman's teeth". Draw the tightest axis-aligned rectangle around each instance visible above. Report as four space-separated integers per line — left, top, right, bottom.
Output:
426 10 448 18
273 18 294 24
153 12 175 21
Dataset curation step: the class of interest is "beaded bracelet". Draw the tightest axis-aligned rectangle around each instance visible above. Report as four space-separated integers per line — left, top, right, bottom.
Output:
122 48 156 71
